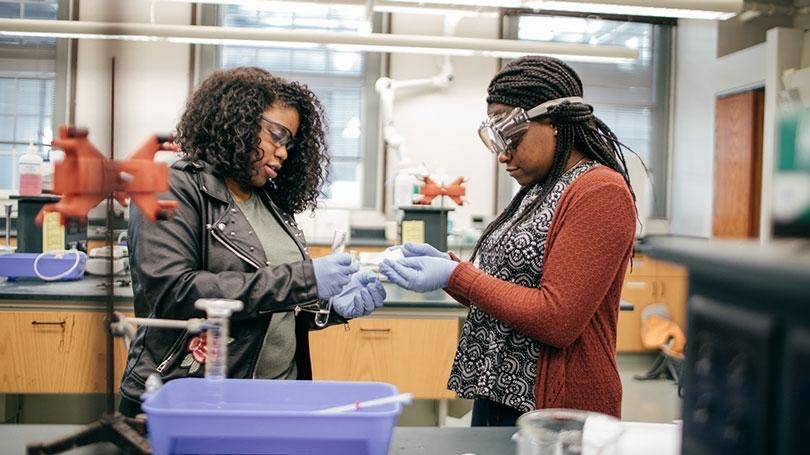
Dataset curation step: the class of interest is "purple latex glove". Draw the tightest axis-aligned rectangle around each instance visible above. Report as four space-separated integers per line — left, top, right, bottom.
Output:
312 253 359 299
401 242 450 260
331 271 387 318
379 256 458 293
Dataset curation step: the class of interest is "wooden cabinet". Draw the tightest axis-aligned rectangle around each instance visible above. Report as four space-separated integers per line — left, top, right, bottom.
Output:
0 310 129 393
616 255 688 352
309 317 458 399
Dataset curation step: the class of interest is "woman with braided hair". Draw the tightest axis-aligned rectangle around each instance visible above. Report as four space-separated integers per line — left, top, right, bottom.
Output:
120 67 386 417
380 56 636 425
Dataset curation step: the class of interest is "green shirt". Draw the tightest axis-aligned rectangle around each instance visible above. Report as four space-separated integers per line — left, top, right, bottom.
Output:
234 192 303 380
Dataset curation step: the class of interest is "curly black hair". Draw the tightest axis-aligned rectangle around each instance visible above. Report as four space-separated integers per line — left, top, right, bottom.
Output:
176 67 329 214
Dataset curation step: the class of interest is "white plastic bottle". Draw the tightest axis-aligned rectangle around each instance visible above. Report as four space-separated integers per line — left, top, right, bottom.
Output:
393 168 419 208
18 142 43 196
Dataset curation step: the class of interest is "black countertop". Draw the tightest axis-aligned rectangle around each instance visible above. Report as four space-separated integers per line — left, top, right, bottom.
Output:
0 422 681 454
0 276 463 309
0 276 634 311
0 425 517 454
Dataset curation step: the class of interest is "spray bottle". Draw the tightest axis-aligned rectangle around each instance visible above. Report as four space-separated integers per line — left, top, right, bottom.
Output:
18 142 43 196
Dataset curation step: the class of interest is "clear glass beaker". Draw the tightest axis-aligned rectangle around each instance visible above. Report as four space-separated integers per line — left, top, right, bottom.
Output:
514 409 623 455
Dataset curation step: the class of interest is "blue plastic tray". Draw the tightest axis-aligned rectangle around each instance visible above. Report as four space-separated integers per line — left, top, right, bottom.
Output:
0 252 86 281
142 378 403 455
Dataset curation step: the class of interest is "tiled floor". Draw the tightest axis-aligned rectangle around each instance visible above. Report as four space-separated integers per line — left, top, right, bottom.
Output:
443 353 682 427
5 354 681 426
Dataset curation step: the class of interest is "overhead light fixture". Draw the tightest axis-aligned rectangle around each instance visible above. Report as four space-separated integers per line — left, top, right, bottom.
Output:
527 0 743 20
158 0 501 17
371 4 499 18
157 0 744 20
0 19 639 63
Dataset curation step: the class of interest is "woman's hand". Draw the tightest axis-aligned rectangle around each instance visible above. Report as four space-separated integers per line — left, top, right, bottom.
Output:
312 253 359 299
331 271 386 318
379 257 458 293
399 242 450 260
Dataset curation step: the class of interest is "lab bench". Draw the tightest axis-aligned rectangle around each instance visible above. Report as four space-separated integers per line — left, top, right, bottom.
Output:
0 421 681 454
0 268 643 400
0 277 466 402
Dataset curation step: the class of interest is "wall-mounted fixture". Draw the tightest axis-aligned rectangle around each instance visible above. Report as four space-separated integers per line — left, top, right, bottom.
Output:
0 19 639 62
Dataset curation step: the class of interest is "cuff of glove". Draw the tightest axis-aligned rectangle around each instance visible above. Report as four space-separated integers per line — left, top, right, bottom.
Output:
446 261 481 298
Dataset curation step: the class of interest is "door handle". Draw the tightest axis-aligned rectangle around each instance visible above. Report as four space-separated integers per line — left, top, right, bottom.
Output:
359 328 391 333
31 320 66 328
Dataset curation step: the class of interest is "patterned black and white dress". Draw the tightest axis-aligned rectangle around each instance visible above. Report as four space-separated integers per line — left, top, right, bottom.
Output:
447 161 599 411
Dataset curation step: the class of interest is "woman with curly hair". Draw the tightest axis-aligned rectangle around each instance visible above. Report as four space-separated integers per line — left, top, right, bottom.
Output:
119 67 385 416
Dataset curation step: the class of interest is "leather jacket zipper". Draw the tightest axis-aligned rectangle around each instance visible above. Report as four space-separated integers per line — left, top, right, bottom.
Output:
156 332 188 374
210 224 318 316
210 226 262 270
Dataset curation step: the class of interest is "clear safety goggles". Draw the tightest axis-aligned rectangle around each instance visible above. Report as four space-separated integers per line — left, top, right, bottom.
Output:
260 116 296 150
477 96 584 155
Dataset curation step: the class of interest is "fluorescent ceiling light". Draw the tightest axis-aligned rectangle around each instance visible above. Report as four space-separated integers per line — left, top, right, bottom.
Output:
528 0 743 20
158 0 500 17
371 4 499 18
157 0 743 20
0 19 639 63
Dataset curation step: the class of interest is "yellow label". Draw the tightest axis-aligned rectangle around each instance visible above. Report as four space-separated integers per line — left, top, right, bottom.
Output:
41 212 65 252
401 220 425 244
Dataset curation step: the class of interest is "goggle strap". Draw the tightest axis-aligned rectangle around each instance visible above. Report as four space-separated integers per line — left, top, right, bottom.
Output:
524 96 584 119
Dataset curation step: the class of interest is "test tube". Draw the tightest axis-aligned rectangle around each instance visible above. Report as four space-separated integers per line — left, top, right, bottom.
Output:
4 204 12 250
194 299 244 381
313 230 348 327
330 229 347 254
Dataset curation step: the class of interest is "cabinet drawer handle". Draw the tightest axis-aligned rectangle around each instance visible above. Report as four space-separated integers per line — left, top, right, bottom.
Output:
625 281 646 289
359 328 391 333
31 320 66 328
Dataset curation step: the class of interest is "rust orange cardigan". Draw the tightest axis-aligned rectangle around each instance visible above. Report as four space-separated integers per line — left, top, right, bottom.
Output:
445 166 636 418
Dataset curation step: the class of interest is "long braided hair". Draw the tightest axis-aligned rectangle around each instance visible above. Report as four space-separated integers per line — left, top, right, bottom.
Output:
470 56 637 261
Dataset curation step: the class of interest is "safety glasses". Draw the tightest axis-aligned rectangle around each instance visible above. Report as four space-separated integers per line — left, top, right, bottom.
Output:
478 96 584 155
260 116 296 150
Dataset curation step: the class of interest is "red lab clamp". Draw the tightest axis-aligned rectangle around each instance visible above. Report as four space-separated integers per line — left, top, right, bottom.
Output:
417 176 467 206
35 124 179 224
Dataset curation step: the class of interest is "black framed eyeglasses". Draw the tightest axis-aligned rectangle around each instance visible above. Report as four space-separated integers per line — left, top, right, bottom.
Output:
260 116 296 150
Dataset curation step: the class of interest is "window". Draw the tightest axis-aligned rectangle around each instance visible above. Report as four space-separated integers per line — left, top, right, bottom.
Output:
201 4 381 209
0 0 63 194
502 13 672 218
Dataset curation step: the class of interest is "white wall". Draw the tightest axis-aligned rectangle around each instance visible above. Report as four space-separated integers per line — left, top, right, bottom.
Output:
669 20 766 237
74 0 191 159
387 14 500 231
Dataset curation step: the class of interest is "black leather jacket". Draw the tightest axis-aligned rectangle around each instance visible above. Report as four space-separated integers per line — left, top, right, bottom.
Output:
120 159 335 402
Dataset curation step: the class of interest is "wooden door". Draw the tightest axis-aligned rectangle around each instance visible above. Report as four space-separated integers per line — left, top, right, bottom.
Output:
713 89 764 238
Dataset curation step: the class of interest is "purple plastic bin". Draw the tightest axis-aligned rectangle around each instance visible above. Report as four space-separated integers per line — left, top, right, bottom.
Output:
142 378 403 455
0 252 86 281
